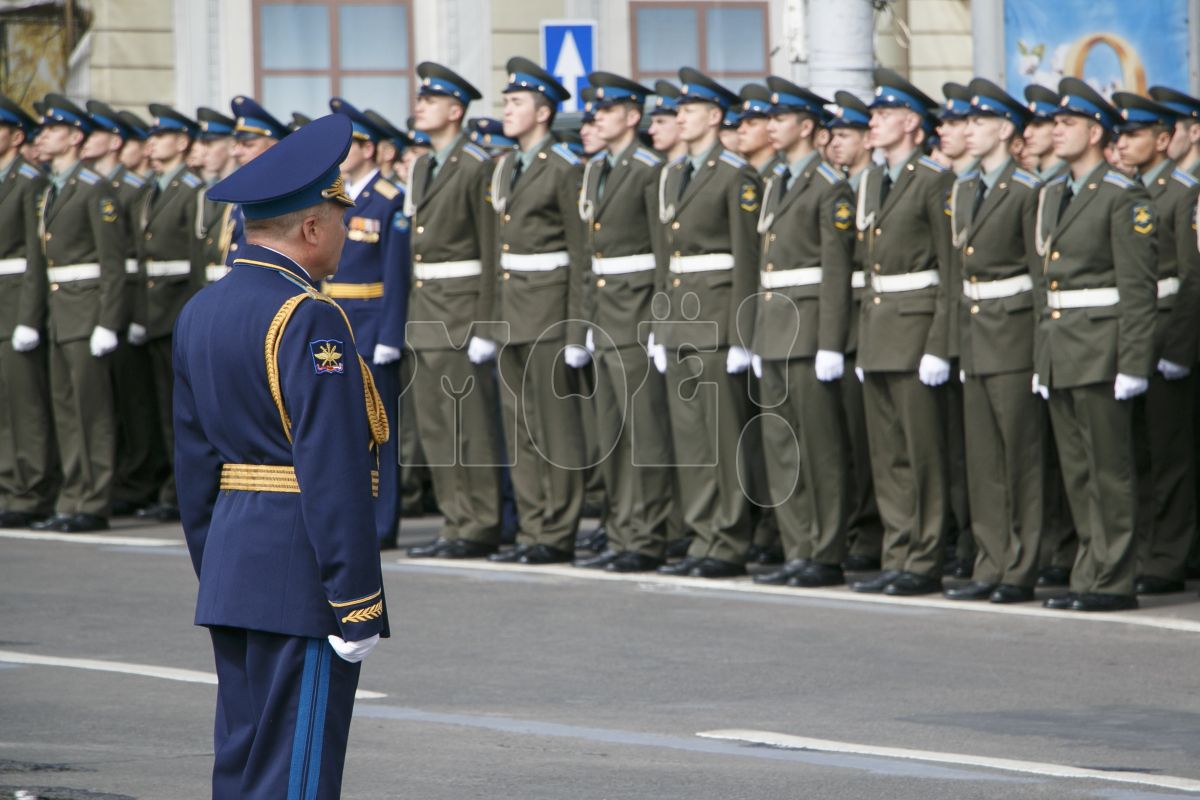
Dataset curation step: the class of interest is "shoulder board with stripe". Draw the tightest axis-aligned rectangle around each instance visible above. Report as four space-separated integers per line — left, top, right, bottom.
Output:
817 162 844 185
373 178 399 200
181 172 203 188
122 171 146 188
589 151 606 163
1045 173 1067 187
772 162 789 178
77 168 100 185
955 170 979 184
668 154 687 167
1103 170 1135 189
17 163 41 180
1010 168 1041 189
918 155 947 173
719 150 747 169
551 143 581 165
461 142 489 162
1172 167 1199 188
633 147 662 167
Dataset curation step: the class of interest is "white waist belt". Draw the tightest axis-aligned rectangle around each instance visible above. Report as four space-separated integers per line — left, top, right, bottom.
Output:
125 259 139 275
761 267 822 289
592 254 656 275
962 274 1033 301
206 265 230 282
1046 287 1120 309
0 257 25 276
146 259 191 278
500 251 569 271
47 263 101 282
414 260 483 280
1158 277 1181 299
871 269 940 293
851 270 866 289
670 253 735 273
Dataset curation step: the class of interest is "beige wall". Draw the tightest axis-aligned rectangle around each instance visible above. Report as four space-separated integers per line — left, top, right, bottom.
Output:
489 0 568 114
86 0 175 110
875 0 973 99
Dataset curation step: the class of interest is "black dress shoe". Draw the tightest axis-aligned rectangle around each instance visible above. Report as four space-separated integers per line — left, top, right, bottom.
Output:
943 581 996 601
109 500 143 517
842 554 881 572
518 544 573 565
1134 575 1186 595
1072 592 1138 612
689 558 746 578
850 569 902 593
789 562 845 588
885 572 943 596
407 538 451 558
488 545 530 563
0 510 37 528
606 552 664 573
437 539 497 560
665 537 693 559
746 544 784 565
942 558 974 579
30 513 73 531
753 559 809 585
61 513 109 533
658 556 703 576
576 526 608 553
989 584 1034 604
575 550 620 569
1037 566 1071 587
135 503 181 522
1042 592 1078 609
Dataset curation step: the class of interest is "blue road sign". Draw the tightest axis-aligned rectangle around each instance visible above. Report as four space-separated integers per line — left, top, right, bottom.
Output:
540 19 596 112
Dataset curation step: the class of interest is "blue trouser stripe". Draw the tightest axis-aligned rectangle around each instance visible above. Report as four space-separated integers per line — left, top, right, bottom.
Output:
287 639 320 800
304 643 332 799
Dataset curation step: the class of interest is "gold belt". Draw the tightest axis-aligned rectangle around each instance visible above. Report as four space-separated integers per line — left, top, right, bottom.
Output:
321 281 384 300
220 463 379 497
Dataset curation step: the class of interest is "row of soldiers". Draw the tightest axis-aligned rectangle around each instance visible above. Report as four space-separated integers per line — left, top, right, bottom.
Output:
2 58 1199 614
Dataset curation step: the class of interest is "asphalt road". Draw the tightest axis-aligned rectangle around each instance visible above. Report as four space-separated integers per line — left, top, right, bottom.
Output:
3 516 1200 800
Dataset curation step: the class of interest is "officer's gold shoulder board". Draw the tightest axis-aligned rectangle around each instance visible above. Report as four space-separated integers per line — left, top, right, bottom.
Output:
1132 203 1154 236
833 199 853 230
817 162 843 185
17 163 40 181
461 142 489 162
77 168 100 186
1172 168 1199 189
372 178 399 200
919 155 947 173
1011 168 1041 190
551 142 581 166
1103 170 1135 190
720 150 747 169
740 182 759 212
100 198 118 222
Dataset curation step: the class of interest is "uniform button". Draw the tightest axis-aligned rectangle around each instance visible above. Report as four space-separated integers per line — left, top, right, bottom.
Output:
874 263 881 273
145 232 153 240
769 233 776 242
969 275 977 284
673 251 681 257
875 228 882 236
764 291 772 301
596 278 606 288
47 259 53 267
1049 280 1058 290
415 280 424 288
538 152 548 160
414 254 423 262
147 279 156 289
503 272 511 280
1051 310 1061 320
206 238 213 245
416 226 424 234
504 214 511 222
1051 251 1060 261
766 263 773 271
595 251 603 258
502 243 510 251
965 246 974 255
970 304 979 314
594 222 601 231
44 232 51 241
50 283 59 291
672 277 681 287
857 232 864 241
872 296 881 305
230 243 238 251
671 222 680 230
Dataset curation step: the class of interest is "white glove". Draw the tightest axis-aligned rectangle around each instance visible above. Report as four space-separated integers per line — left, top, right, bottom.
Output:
814 350 844 382
127 323 148 346
651 342 667 374
855 366 864 383
373 343 401 365
10 325 39 352
751 353 763 379
585 328 596 354
466 336 497 365
1114 373 1149 400
1032 373 1048 400
959 370 966 384
726 345 752 374
89 325 119 358
327 633 380 664
918 353 951 387
564 344 591 368
1158 358 1192 380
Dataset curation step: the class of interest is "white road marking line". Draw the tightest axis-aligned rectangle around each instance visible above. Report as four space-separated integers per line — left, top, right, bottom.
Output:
398 558 1200 634
696 729 1200 793
0 530 180 547
0 649 386 700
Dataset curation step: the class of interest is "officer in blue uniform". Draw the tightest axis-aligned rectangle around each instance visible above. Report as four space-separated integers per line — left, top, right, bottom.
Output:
175 113 388 799
225 96 289 266
325 97 410 548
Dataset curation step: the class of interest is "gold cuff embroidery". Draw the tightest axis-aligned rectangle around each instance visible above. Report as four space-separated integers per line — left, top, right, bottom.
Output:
329 588 382 609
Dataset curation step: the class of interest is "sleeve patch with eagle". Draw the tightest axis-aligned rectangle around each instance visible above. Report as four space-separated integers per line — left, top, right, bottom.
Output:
833 200 853 230
740 183 760 212
1132 204 1154 236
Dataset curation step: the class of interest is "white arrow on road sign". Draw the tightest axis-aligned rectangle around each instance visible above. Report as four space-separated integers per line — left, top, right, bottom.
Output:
552 29 586 112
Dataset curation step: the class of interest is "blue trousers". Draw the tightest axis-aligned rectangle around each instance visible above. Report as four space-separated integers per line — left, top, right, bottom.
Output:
372 358 402 545
210 626 361 799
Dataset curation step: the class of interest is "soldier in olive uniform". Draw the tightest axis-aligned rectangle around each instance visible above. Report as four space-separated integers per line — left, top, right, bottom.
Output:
133 105 206 521
483 57 589 565
571 71 675 572
651 68 762 579
0 96 56 527
1111 92 1200 595
942 80 1045 604
29 96 126 532
849 70 956 597
1035 79 1158 612
648 81 687 164
194 107 237 283
749 77 855 588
